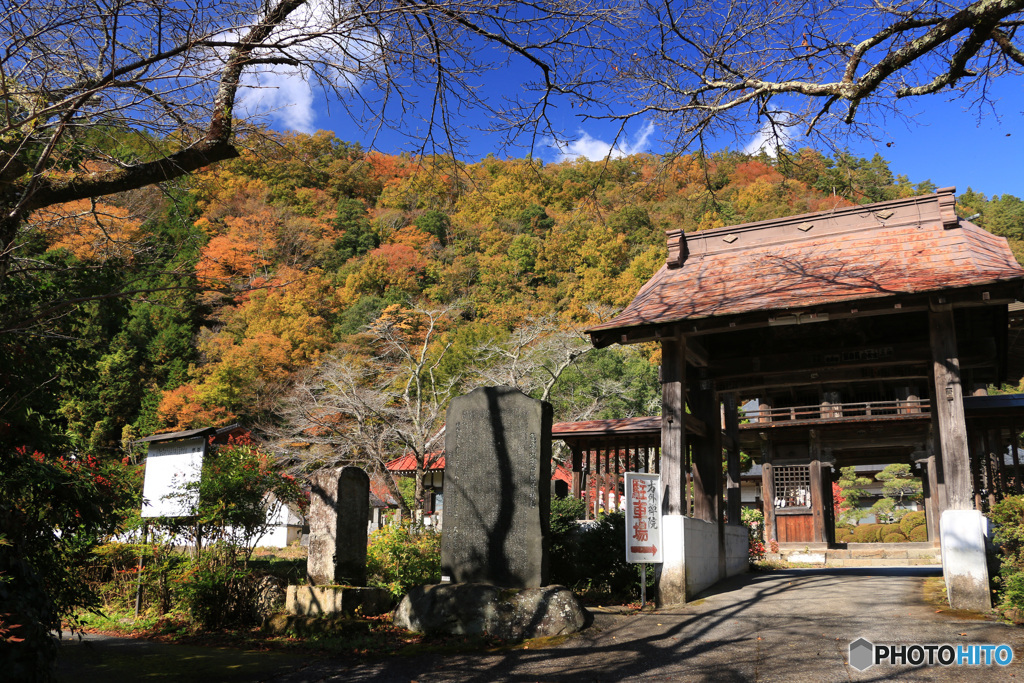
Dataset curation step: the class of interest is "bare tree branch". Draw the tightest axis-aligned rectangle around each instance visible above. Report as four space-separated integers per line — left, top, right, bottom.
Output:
607 0 1024 153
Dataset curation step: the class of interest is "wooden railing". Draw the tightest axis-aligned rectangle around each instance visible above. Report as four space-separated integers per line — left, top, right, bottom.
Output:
742 398 930 423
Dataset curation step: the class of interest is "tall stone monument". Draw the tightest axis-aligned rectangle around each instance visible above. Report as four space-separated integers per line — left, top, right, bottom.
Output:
307 466 369 586
440 386 552 587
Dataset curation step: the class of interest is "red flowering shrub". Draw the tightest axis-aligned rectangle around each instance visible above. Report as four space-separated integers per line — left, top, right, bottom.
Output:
1 446 140 680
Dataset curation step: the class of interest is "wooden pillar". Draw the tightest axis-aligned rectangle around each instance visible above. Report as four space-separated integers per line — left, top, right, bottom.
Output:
922 454 941 542
968 431 985 510
691 377 721 524
570 445 584 500
809 429 826 544
760 435 776 545
929 305 972 510
724 393 742 525
659 336 687 605
662 338 686 515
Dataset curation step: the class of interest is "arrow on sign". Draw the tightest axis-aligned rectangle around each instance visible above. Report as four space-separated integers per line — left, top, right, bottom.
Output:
630 545 657 554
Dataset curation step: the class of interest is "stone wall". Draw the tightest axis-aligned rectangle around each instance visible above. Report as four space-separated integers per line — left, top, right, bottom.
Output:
724 523 750 578
679 518 749 600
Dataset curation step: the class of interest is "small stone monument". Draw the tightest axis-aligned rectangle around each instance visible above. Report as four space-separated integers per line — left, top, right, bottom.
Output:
440 386 552 587
307 466 369 586
282 465 392 621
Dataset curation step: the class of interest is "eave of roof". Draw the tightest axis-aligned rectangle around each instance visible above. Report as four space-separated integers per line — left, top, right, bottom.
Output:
135 423 244 445
587 188 1024 345
135 426 218 444
385 452 445 474
552 416 662 438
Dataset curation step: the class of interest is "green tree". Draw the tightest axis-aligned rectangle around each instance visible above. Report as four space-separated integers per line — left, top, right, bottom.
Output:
416 210 451 246
836 466 873 526
870 463 923 522
329 198 379 265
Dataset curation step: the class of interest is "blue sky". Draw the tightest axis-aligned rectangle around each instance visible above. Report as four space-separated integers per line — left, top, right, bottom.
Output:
247 53 1024 200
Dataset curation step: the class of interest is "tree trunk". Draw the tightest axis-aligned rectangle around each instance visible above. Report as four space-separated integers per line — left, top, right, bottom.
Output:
414 467 426 520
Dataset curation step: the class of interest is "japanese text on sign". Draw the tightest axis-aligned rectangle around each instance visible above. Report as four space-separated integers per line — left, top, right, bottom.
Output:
624 473 663 564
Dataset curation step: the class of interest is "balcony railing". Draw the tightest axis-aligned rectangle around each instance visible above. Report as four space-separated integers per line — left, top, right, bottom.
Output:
742 398 930 423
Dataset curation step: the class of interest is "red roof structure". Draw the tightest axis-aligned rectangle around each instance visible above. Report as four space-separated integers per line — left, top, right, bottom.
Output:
385 451 444 474
553 416 661 438
386 450 573 485
587 188 1024 346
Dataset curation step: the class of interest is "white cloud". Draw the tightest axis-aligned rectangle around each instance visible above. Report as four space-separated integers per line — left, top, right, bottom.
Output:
552 121 656 161
239 68 317 133
743 112 797 157
227 0 383 133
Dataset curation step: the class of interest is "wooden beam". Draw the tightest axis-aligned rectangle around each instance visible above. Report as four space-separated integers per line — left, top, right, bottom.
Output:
715 365 930 394
684 412 707 437
929 305 973 510
686 339 709 368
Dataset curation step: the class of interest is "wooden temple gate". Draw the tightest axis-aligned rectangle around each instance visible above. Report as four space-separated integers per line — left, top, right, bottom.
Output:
581 188 1024 607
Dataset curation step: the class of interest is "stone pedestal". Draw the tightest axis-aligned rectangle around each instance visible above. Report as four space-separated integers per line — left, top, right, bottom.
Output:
940 509 992 611
394 583 588 641
285 585 392 617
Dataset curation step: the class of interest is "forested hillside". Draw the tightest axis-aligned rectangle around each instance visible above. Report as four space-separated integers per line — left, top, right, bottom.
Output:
4 132 1022 467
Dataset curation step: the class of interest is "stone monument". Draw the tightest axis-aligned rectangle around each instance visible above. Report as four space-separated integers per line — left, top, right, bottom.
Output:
282 465 393 621
440 385 552 588
307 466 369 586
396 386 588 640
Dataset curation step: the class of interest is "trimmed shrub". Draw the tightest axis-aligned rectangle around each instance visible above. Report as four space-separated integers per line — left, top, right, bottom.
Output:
549 506 653 600
550 496 588 583
909 525 928 542
852 524 883 543
899 511 926 537
366 524 441 600
883 532 907 543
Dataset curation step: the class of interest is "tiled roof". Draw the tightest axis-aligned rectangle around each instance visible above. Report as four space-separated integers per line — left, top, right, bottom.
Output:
587 189 1024 340
387 451 574 484
385 451 445 473
369 481 400 507
552 416 661 437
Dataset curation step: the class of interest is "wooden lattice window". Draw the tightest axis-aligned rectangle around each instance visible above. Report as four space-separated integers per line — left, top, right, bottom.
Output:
773 465 811 509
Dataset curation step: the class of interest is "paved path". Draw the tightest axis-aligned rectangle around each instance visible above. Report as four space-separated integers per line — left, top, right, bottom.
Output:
59 567 1024 682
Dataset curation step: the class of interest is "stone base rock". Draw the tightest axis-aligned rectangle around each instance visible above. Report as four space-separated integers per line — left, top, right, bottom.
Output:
394 583 588 641
286 585 393 617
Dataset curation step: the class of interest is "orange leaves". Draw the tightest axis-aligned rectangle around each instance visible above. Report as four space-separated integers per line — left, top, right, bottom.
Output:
157 384 236 432
34 198 146 261
196 210 277 288
346 244 428 297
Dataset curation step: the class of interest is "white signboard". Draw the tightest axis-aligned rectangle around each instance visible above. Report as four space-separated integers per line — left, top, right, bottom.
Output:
625 472 663 564
141 437 206 518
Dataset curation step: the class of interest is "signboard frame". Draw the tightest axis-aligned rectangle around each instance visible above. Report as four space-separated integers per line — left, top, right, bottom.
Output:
624 472 663 564
140 436 207 518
